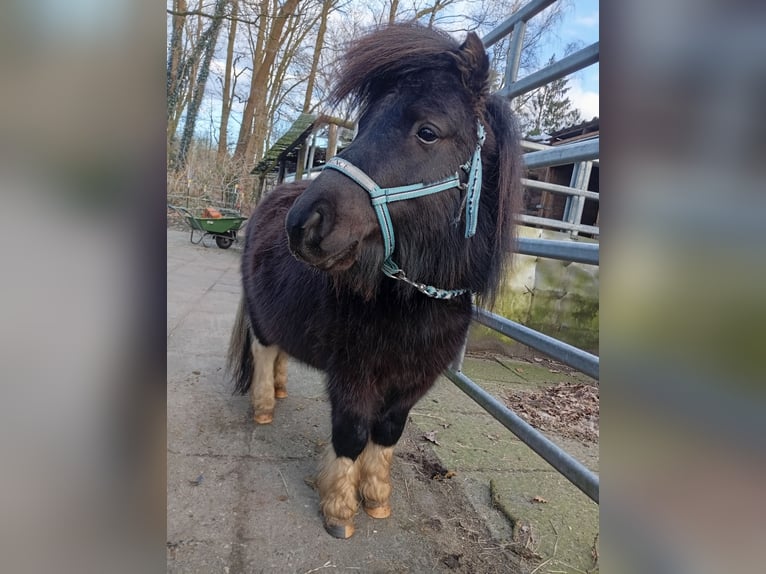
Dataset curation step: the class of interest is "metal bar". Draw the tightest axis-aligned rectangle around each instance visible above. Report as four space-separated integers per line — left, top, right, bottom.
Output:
473 306 599 379
504 22 526 84
501 42 600 99
516 237 599 265
521 178 600 201
516 214 600 235
482 0 558 47
520 140 551 151
444 368 599 503
523 138 599 169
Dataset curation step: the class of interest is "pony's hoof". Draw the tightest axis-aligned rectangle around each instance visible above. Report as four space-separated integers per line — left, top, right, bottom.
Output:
363 503 391 519
275 389 288 399
253 412 273 424
324 521 355 539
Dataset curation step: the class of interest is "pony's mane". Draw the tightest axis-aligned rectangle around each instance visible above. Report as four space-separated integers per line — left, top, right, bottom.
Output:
479 94 522 307
332 23 464 113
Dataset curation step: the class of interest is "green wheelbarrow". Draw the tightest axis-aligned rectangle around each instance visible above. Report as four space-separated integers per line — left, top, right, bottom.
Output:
168 205 248 249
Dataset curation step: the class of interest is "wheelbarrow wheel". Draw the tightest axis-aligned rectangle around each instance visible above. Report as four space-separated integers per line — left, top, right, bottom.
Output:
215 235 233 249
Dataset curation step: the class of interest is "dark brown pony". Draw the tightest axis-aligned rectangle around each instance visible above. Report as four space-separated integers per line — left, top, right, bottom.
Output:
227 23 521 539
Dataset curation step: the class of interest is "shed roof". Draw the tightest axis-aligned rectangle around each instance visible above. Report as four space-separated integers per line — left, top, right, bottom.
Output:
251 113 318 175
251 113 356 176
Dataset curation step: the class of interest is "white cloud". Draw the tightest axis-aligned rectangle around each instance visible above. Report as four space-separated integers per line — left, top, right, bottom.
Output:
568 78 599 121
575 11 599 28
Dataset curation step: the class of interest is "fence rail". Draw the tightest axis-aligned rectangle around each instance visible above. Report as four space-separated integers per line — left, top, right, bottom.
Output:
521 177 600 201
472 307 599 380
516 236 599 265
482 0 559 47
522 139 599 170
516 214 599 235
500 43 600 99
446 0 600 504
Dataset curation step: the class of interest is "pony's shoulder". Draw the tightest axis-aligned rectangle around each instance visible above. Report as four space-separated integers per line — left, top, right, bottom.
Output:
246 181 312 250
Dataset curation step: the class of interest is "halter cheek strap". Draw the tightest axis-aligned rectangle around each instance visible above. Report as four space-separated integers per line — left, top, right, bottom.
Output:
462 122 486 237
322 120 486 300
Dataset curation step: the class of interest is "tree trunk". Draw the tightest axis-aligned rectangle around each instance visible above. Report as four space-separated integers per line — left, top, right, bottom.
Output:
233 0 301 165
167 0 188 152
233 0 269 165
177 0 229 169
388 0 399 24
302 0 332 114
217 0 238 160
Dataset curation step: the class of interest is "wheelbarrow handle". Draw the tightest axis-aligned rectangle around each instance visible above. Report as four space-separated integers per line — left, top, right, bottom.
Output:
168 204 194 218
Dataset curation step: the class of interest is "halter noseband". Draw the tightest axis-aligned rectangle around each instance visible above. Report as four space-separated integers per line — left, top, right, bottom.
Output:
322 121 486 300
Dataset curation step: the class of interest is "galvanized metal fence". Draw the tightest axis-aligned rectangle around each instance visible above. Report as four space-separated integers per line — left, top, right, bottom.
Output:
446 0 600 504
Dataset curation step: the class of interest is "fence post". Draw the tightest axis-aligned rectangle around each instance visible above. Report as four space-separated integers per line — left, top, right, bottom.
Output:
505 22 526 85
564 161 593 238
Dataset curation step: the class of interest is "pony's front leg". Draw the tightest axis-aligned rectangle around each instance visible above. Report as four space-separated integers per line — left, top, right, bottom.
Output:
317 409 368 539
358 407 409 519
357 442 394 518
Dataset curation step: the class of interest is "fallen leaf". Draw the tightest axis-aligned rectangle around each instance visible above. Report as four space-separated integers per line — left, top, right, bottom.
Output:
423 431 441 446
431 466 456 480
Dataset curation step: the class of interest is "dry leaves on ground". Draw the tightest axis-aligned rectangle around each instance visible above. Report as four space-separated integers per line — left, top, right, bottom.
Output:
505 382 599 443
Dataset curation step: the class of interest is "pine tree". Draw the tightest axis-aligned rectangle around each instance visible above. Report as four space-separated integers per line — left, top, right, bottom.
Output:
517 54 582 138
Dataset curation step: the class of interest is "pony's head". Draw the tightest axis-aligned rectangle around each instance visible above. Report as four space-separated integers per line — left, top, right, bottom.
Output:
286 23 520 301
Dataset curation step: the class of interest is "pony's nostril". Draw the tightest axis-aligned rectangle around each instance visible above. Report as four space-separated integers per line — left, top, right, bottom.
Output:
303 210 323 245
303 210 322 230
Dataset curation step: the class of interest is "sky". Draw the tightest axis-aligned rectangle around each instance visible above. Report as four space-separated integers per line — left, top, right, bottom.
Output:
534 0 599 121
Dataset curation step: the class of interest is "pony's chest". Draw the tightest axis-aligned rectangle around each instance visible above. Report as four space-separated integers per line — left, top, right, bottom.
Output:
328 299 471 367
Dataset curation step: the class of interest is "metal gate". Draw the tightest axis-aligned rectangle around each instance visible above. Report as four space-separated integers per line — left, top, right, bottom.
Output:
447 0 600 503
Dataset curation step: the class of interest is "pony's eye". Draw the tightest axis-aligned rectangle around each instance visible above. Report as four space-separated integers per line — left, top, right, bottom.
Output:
416 126 439 144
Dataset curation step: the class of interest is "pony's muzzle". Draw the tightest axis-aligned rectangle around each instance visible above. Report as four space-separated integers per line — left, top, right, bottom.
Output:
286 199 359 271
287 200 327 254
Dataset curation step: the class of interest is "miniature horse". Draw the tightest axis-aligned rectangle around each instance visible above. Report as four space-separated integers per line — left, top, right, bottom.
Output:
227 23 521 538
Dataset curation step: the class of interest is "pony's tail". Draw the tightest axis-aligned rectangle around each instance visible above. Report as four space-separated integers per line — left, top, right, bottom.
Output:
226 295 254 395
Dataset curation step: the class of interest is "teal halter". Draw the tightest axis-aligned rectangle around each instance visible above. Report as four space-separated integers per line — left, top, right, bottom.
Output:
322 121 486 299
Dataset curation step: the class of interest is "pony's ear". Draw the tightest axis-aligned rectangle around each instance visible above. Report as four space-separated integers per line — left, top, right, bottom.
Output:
455 32 490 97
